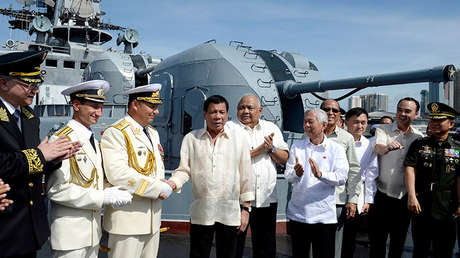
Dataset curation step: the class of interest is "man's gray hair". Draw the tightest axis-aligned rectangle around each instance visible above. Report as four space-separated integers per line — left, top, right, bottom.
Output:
305 108 328 124
238 94 261 107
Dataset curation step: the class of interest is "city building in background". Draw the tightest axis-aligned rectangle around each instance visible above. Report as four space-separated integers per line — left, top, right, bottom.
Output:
420 89 429 116
454 69 460 113
348 96 361 109
429 81 454 106
353 93 388 112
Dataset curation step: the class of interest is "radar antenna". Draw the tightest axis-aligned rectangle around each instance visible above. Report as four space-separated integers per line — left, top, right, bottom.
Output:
70 0 94 18
43 0 56 7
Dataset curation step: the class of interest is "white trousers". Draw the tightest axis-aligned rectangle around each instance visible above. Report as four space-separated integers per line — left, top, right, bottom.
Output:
52 245 99 258
108 232 160 258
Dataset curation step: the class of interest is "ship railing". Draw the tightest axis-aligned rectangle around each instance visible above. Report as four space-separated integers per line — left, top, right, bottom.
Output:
35 104 128 118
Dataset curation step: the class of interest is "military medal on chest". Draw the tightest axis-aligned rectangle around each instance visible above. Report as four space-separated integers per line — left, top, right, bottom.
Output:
444 148 459 173
420 145 433 160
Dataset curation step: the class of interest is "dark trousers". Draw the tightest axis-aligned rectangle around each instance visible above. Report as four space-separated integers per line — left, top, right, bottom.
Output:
4 252 36 258
235 203 277 258
190 222 238 258
368 190 410 258
341 212 369 258
289 220 336 258
411 214 456 258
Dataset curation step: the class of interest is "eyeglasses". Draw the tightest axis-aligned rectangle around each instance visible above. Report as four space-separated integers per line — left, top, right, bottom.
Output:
13 79 40 91
322 107 340 113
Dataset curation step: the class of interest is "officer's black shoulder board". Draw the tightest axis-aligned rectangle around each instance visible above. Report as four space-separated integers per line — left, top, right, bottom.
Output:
54 126 73 137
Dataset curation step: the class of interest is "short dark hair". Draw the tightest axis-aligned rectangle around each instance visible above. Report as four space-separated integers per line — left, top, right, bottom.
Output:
397 97 420 112
345 107 368 120
203 95 228 112
320 99 339 109
380 116 393 123
70 96 90 105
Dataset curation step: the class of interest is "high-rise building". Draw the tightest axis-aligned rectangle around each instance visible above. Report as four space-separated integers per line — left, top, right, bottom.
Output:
429 81 453 106
348 96 361 109
420 90 429 116
454 69 460 112
360 94 388 112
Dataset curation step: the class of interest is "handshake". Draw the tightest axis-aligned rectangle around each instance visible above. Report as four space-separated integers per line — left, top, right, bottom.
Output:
102 179 178 207
158 179 176 200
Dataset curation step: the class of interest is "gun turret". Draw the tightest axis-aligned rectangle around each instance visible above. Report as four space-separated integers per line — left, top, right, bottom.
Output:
277 65 456 99
151 41 457 139
135 65 156 77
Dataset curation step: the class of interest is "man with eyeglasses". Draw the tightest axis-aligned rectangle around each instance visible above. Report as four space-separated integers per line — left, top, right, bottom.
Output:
285 108 349 258
228 94 289 258
0 51 81 258
320 99 361 258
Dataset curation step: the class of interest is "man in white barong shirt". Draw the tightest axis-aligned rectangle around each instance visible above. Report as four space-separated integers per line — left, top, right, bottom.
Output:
341 107 378 258
285 108 348 258
167 95 254 258
227 94 289 258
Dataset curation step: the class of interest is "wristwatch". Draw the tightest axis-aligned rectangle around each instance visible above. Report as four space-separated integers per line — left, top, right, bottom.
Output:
268 146 276 153
241 206 252 213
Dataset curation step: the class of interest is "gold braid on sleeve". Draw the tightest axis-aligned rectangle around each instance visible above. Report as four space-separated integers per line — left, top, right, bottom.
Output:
22 149 44 174
121 130 156 175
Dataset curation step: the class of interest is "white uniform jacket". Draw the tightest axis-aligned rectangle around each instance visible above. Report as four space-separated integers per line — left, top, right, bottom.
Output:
100 115 165 235
47 120 104 251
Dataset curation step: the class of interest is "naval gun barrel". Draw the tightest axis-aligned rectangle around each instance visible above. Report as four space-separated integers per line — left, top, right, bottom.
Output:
277 65 456 98
135 65 157 77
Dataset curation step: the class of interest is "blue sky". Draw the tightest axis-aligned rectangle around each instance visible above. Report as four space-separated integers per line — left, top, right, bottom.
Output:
1 0 459 111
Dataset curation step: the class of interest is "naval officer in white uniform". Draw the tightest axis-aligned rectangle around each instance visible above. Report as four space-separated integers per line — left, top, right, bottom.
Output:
47 80 133 258
100 84 173 258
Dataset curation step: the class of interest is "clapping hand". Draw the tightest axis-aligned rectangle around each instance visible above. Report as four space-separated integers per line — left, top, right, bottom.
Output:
38 136 82 162
263 133 275 152
308 158 322 178
294 156 304 177
0 179 13 211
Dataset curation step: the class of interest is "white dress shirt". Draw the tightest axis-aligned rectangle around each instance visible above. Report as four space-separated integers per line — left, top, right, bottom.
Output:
285 136 349 224
354 136 378 212
170 124 255 226
327 126 362 205
227 119 288 208
374 123 423 199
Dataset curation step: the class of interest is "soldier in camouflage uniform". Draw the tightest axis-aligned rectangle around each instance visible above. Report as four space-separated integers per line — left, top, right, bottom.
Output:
404 102 460 258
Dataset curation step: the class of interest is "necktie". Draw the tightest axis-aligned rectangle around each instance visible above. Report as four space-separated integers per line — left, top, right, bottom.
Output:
143 127 152 145
12 109 21 131
89 133 96 152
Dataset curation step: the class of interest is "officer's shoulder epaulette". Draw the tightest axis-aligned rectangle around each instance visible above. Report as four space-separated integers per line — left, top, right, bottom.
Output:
112 119 129 131
21 106 35 119
54 126 73 136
